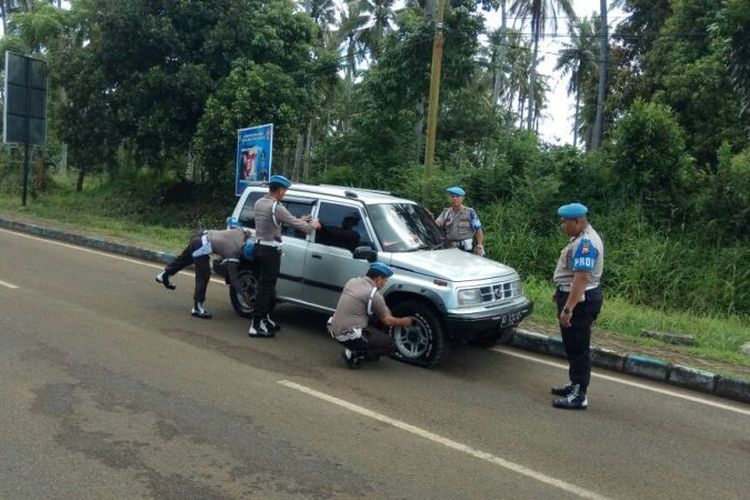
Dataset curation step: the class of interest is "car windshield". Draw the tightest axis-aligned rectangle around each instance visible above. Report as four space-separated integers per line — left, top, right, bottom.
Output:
367 203 447 252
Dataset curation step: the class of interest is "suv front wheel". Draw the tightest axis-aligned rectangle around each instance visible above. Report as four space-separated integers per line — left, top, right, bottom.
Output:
389 300 449 368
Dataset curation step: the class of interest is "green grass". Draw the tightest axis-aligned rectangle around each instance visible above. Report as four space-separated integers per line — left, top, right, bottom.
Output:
524 277 750 369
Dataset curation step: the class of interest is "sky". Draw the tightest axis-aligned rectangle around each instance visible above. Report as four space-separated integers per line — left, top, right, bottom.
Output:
484 0 625 145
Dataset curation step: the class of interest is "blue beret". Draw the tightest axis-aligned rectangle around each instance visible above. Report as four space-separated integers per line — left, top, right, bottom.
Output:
269 175 292 188
369 261 394 278
226 216 242 229
558 203 588 219
446 186 465 197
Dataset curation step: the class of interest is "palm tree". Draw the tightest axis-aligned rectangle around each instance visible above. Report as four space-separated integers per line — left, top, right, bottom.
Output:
510 0 575 131
337 0 369 82
358 0 397 62
591 0 608 149
490 0 508 111
555 17 596 147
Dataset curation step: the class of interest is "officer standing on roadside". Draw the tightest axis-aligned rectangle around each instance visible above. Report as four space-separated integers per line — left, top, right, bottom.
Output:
551 202 604 410
435 186 485 256
327 262 415 368
155 218 248 319
250 174 320 337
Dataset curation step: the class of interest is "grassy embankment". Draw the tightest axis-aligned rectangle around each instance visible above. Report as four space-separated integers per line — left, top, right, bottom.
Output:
2 174 749 374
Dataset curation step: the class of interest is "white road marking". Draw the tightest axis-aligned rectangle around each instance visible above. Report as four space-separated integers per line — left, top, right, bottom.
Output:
278 379 609 500
492 347 750 417
0 227 225 284
0 279 19 289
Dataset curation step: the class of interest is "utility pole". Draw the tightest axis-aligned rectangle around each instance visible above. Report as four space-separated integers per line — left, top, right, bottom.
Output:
423 0 446 177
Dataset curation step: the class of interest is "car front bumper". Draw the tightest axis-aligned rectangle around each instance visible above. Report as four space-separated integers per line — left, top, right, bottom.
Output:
444 299 534 341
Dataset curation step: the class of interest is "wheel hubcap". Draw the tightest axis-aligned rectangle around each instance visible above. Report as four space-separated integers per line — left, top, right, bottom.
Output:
393 318 429 358
237 275 257 311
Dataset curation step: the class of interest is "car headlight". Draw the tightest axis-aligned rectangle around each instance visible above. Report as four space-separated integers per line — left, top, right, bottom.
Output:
457 288 482 306
512 279 523 297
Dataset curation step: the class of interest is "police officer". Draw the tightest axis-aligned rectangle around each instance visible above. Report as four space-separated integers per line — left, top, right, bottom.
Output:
435 186 485 256
250 174 321 337
551 203 604 410
155 217 248 319
327 262 415 368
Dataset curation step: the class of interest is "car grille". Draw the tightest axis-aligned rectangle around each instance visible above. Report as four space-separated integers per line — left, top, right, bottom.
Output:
478 280 520 304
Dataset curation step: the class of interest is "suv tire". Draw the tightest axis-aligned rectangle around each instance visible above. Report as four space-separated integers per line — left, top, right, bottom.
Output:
471 327 513 348
389 300 449 368
229 269 259 318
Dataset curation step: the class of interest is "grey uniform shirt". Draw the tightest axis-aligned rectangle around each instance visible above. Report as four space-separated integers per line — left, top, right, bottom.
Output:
206 227 246 259
553 224 604 289
330 276 391 335
254 194 315 241
435 206 480 242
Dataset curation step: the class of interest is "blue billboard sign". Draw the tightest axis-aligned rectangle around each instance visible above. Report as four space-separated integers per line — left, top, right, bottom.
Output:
236 123 273 196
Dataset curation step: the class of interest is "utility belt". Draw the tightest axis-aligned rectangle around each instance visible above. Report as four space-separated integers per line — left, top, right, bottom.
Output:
327 317 363 342
256 239 283 249
449 238 474 251
556 284 599 293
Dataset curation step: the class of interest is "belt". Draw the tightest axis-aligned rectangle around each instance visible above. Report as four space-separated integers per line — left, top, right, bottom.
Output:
557 285 599 293
256 239 283 247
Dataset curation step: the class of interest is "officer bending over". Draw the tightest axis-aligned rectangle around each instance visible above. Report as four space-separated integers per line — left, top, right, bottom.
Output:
155 218 248 319
328 262 415 369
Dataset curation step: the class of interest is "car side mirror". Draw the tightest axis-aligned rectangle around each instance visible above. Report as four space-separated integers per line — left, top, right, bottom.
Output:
353 246 377 262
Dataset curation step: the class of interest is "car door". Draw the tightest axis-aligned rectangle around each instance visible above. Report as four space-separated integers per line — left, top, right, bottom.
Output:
304 201 374 309
275 196 316 301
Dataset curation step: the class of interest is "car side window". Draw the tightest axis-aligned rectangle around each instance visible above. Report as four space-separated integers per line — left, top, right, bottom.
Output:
315 202 372 252
281 199 316 239
237 191 264 228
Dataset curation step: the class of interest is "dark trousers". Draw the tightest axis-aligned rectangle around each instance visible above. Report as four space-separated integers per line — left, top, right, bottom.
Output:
556 287 603 391
253 244 281 318
164 231 211 303
340 328 392 360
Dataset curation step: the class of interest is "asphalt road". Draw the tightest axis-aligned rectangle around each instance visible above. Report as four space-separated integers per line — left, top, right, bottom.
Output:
1 227 748 499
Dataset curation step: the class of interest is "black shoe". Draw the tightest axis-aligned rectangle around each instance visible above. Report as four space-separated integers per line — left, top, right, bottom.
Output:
552 385 588 410
265 314 281 332
249 318 275 338
155 272 176 290
191 302 212 319
342 348 363 369
551 383 576 397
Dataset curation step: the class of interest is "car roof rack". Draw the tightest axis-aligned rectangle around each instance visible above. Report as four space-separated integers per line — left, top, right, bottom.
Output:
318 184 393 196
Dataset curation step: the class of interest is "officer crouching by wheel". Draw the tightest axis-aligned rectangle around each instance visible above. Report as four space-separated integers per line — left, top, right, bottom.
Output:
435 186 485 256
551 203 604 410
250 174 320 338
327 262 415 369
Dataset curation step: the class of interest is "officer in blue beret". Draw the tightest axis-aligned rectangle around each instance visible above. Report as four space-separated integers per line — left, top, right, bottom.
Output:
249 174 321 337
550 202 605 409
327 262 415 368
435 186 485 256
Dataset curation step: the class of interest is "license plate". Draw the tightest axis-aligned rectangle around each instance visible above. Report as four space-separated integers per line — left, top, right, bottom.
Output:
499 310 524 327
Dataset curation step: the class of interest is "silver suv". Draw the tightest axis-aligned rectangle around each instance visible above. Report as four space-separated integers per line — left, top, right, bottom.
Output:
215 183 533 367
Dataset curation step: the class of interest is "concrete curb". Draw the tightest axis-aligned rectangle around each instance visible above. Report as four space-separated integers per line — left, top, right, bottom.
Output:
513 329 750 405
2 216 748 405
0 218 176 265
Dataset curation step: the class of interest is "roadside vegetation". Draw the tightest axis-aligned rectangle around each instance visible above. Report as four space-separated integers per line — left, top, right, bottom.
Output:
0 1 749 369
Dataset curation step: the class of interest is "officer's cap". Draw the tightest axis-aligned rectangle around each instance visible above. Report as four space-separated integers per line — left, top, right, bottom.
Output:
558 202 588 219
269 174 292 189
446 186 465 197
369 262 394 278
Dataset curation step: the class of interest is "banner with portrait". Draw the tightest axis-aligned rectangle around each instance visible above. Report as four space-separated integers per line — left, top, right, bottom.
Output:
236 123 273 196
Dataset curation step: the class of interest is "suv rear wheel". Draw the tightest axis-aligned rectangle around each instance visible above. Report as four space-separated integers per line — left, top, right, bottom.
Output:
229 270 258 318
389 300 449 368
